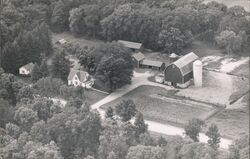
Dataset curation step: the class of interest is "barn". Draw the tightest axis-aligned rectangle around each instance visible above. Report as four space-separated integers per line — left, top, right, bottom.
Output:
164 52 199 88
118 40 143 52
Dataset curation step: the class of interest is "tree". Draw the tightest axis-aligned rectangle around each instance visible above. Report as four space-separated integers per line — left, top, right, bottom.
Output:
134 112 148 137
14 106 39 131
126 145 166 159
178 142 217 159
30 121 51 143
157 136 168 147
215 30 243 55
94 42 134 91
106 107 114 119
31 63 42 81
39 59 49 77
50 0 69 32
34 77 64 97
158 27 193 53
17 86 34 102
47 107 102 158
0 99 13 128
205 124 221 150
69 4 101 37
115 100 137 122
184 118 204 142
51 51 70 81
31 98 53 122
229 135 249 159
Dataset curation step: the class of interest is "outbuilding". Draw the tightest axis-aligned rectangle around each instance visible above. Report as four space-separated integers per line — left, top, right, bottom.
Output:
118 40 143 52
141 59 165 71
164 52 199 88
132 52 145 68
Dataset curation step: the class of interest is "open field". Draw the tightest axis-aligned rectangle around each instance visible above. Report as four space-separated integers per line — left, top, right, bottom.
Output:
52 32 103 48
176 71 249 106
204 0 250 12
101 85 217 125
206 108 249 139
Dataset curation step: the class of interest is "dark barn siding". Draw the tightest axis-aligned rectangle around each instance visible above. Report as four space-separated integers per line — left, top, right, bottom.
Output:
164 64 183 84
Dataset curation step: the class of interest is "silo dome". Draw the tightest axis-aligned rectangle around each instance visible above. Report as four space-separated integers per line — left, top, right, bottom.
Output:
193 60 202 87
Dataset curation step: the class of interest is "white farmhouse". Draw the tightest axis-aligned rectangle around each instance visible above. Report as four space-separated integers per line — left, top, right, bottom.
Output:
67 70 93 88
19 63 35 75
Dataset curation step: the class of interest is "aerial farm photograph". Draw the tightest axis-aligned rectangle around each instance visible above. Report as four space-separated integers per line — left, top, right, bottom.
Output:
0 0 249 159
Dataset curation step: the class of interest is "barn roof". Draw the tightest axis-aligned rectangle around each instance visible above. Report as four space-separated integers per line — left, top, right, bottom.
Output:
173 52 199 76
141 59 164 67
133 52 145 61
21 62 35 72
68 69 89 82
118 40 142 49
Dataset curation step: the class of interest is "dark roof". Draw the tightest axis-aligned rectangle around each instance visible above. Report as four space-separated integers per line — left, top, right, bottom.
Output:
141 59 164 67
173 52 199 75
133 52 145 61
118 40 142 49
68 70 89 82
21 62 35 72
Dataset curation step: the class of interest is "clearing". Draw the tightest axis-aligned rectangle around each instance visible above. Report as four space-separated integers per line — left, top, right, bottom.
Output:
101 85 217 125
52 32 103 48
176 70 249 106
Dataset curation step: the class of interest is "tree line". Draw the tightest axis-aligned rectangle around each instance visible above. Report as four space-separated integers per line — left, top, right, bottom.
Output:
1 0 249 75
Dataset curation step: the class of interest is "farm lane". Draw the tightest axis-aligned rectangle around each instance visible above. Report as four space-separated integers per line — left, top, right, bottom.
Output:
90 71 233 149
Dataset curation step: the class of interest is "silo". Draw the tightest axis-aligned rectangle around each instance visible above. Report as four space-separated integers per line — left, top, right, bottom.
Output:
193 60 202 87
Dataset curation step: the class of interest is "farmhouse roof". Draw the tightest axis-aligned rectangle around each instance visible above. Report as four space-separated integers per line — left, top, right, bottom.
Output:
68 70 89 82
133 52 145 61
141 59 164 67
173 52 199 76
118 40 142 49
21 62 35 72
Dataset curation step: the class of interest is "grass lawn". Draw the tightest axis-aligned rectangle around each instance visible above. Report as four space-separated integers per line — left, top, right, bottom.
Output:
101 85 216 126
206 108 249 139
84 89 108 105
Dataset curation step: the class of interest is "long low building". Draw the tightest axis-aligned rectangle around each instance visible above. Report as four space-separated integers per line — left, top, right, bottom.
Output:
118 40 143 51
132 52 165 71
141 59 165 71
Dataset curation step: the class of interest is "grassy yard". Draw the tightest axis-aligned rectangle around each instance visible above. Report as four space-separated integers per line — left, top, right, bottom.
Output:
101 85 217 126
206 108 249 139
84 89 108 105
176 70 249 106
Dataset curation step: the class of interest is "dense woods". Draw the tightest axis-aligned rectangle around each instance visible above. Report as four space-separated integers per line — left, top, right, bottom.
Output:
0 0 249 159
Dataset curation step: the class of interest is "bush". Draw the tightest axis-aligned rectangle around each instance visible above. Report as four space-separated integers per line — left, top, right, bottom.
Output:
59 84 85 100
